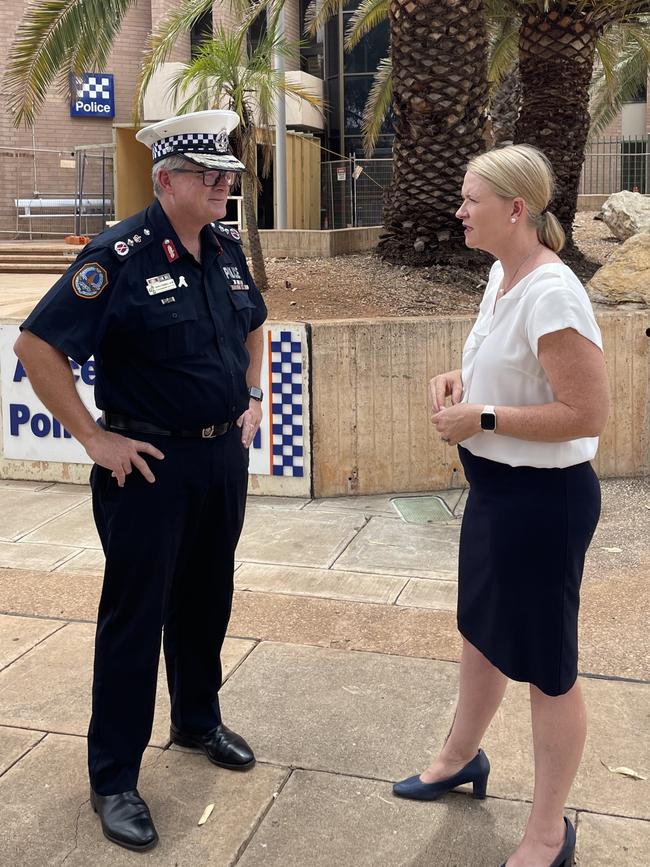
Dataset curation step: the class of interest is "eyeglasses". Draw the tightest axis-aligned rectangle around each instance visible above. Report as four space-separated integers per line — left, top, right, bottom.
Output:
170 168 236 187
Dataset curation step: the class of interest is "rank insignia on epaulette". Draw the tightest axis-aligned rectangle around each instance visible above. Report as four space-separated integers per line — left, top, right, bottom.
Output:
212 222 242 243
110 226 153 260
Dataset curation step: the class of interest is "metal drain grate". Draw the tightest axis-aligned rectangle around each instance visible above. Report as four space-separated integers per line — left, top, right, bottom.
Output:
391 496 453 524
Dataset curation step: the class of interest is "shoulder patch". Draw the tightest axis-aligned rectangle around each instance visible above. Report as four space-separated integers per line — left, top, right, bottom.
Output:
109 225 154 261
72 263 108 299
211 222 242 244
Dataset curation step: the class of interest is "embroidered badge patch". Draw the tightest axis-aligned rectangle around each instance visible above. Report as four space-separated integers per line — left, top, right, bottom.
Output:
72 263 108 299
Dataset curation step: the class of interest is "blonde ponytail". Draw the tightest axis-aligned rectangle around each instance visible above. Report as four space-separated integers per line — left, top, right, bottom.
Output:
537 211 565 252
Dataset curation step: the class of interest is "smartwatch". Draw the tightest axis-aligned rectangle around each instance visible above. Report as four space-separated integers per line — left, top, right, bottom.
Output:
480 404 497 432
248 386 263 402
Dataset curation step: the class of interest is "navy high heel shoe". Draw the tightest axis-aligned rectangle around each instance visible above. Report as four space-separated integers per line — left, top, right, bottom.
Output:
499 816 576 867
392 749 490 801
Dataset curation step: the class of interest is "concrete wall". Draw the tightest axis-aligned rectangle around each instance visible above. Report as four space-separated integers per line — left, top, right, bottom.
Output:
310 311 650 497
242 227 383 258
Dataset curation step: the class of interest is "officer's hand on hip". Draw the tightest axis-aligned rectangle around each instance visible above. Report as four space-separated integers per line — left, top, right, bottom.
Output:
237 400 263 449
83 428 165 486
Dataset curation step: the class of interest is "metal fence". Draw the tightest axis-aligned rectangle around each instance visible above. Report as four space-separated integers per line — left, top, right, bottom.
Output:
580 136 650 196
321 139 650 229
322 157 393 229
0 144 114 239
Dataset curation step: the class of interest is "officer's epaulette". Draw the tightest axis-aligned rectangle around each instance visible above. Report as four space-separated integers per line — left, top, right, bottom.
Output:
211 221 243 244
107 225 155 261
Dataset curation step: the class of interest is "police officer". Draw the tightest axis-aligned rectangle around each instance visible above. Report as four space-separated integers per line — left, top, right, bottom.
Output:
14 110 267 852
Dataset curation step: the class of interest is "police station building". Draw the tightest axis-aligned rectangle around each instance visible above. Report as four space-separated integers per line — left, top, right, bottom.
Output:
0 0 392 237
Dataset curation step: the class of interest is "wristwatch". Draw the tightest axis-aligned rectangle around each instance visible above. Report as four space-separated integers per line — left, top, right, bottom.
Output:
248 386 263 402
480 405 497 432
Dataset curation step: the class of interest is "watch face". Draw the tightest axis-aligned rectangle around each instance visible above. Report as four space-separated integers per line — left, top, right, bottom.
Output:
248 386 263 401
481 411 496 431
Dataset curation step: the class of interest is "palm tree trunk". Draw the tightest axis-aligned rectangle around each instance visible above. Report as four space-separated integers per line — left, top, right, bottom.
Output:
514 9 599 244
242 172 269 291
378 0 489 262
489 64 521 146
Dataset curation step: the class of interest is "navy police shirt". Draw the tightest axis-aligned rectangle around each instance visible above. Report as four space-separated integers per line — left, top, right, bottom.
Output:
21 199 267 429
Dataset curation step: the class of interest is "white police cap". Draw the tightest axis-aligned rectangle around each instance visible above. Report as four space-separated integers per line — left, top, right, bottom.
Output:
136 109 246 172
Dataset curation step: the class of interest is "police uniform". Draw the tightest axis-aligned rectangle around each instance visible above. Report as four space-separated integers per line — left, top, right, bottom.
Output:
21 115 266 801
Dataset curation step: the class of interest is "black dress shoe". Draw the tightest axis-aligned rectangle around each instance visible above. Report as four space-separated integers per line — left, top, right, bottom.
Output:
90 788 158 852
170 722 255 770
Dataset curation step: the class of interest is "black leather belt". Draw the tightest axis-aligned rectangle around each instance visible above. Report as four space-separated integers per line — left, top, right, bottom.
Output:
102 412 234 439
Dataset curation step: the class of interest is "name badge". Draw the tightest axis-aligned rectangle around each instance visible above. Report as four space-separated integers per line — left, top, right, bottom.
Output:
146 274 177 295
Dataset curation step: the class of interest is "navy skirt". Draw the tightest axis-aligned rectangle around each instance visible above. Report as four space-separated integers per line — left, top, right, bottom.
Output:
457 446 601 696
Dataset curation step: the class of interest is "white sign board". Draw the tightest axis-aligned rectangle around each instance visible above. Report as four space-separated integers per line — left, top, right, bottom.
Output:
0 324 307 480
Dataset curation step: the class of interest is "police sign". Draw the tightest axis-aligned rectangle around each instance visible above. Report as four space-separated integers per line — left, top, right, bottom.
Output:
70 73 115 118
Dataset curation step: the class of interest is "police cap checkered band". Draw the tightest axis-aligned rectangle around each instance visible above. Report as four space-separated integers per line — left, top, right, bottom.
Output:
151 132 228 161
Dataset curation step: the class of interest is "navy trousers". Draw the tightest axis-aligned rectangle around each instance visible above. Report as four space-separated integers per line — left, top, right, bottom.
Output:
87 427 248 795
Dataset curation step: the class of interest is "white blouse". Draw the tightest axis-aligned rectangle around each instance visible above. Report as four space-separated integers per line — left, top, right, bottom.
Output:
460 261 603 468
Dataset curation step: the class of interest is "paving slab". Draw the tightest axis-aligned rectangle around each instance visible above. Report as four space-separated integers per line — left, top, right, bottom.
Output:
236 509 365 568
480 678 650 820
229 591 461 662
235 562 407 604
237 769 546 867
0 726 46 776
0 613 64 670
41 482 91 495
576 811 650 866
53 547 105 575
0 566 102 620
579 563 650 680
247 495 310 510
21 499 101 548
0 733 287 867
0 622 256 748
304 494 400 516
332 516 460 579
0 539 80 571
0 489 89 541
0 479 50 491
396 577 458 611
220 642 459 780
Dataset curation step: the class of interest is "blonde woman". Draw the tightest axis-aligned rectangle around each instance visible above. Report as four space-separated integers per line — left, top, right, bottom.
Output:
393 145 609 867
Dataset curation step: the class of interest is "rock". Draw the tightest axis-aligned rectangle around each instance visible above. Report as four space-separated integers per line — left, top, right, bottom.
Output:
600 190 650 240
587 233 650 305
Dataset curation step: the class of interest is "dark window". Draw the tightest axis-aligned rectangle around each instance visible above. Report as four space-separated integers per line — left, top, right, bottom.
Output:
343 17 389 74
190 11 213 58
248 10 267 54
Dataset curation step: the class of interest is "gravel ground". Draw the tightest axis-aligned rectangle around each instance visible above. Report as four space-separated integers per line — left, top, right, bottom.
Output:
261 212 621 320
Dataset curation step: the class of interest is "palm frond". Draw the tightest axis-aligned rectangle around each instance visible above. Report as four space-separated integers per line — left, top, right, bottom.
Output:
304 0 348 37
344 0 388 51
590 21 650 136
362 56 392 156
3 0 135 127
137 0 215 121
486 15 518 86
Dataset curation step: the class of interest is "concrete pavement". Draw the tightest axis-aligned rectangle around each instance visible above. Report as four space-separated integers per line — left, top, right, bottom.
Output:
0 477 648 865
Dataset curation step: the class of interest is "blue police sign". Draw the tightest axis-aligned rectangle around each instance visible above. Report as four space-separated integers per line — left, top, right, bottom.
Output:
70 73 115 118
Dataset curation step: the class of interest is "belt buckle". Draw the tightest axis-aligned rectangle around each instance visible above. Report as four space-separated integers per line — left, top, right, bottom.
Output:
201 425 216 439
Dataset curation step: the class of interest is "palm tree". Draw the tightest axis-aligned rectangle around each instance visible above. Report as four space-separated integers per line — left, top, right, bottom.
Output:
313 0 650 254
306 0 490 261
3 0 321 290
494 1 650 243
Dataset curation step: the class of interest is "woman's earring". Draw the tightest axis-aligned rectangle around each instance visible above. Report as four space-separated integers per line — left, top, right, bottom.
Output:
510 217 516 223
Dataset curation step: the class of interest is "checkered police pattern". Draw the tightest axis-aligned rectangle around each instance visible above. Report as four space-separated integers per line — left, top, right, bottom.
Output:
270 329 304 477
152 133 225 161
77 76 111 99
